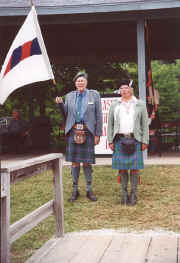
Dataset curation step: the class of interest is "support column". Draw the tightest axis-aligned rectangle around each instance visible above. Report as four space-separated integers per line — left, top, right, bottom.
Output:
137 20 148 159
137 19 146 102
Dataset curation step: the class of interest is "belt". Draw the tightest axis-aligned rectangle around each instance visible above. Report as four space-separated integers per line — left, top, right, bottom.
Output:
73 123 87 130
117 133 134 138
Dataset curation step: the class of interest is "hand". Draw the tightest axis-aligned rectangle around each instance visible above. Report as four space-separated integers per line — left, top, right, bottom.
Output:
109 143 114 151
94 136 100 145
56 96 63 104
142 143 148 151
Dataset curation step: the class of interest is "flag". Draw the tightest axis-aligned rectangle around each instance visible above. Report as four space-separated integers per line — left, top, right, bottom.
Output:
0 6 54 105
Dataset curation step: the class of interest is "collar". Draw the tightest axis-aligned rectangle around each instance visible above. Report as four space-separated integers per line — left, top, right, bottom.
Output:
77 89 87 97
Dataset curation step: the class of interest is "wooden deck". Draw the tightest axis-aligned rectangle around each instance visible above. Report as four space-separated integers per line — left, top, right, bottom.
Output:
26 231 180 263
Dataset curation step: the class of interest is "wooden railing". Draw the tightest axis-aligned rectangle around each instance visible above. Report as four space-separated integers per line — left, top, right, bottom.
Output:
1 153 64 263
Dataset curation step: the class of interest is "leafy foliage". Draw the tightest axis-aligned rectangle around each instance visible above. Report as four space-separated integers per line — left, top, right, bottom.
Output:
122 60 180 121
152 60 180 120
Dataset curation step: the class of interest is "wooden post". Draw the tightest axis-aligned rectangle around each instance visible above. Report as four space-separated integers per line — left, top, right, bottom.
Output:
1 171 10 263
137 19 146 102
53 158 64 237
137 19 148 159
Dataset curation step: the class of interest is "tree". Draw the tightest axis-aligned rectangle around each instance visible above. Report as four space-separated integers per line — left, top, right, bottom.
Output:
121 60 180 121
152 60 180 121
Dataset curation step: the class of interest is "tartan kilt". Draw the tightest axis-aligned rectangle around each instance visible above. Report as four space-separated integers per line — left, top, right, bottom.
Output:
112 137 144 170
66 128 95 164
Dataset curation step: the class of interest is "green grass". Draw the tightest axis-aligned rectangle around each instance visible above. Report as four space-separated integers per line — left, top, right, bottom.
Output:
10 165 180 262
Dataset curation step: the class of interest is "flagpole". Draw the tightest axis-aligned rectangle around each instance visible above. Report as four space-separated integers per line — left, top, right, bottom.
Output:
30 2 57 87
31 6 56 87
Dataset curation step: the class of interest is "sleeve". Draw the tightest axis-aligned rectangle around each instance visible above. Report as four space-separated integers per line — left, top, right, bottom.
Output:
95 91 103 136
107 103 115 144
141 103 149 145
57 94 69 122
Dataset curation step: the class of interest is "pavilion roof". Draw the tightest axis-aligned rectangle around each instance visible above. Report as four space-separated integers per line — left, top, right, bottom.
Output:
0 0 180 16
1 0 142 7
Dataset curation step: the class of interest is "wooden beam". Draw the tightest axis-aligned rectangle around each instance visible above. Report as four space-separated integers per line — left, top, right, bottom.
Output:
53 159 64 237
10 200 54 244
1 8 180 27
10 162 53 184
1 153 64 263
2 153 63 172
137 19 147 159
137 19 146 102
1 1 180 17
1 171 10 263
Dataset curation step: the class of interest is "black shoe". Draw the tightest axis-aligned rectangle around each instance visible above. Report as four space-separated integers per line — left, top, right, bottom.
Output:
68 190 80 202
86 190 97 201
129 192 137 206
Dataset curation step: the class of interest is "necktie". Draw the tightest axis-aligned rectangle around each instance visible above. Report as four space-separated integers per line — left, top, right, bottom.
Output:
76 93 83 122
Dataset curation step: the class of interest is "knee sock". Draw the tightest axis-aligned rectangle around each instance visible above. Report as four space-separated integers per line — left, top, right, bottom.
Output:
83 165 92 192
71 166 80 191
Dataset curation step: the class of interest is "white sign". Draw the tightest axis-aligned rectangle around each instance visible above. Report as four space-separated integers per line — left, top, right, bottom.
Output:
95 96 119 155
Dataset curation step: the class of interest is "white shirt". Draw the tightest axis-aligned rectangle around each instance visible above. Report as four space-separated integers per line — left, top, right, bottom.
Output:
114 96 137 134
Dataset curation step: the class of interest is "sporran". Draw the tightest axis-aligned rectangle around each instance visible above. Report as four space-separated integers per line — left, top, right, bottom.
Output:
121 137 136 155
74 129 86 144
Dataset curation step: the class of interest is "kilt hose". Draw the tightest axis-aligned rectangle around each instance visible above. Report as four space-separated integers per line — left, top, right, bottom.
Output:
66 128 95 164
112 137 144 170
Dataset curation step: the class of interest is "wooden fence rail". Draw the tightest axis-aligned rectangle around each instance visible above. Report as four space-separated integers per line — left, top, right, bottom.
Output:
1 153 64 263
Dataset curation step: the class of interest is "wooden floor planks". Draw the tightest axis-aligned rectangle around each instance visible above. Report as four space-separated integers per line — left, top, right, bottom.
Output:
145 235 178 263
38 235 89 263
70 235 112 263
99 235 125 263
100 235 151 263
26 233 180 263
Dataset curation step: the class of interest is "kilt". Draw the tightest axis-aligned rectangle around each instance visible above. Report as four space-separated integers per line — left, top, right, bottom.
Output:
112 137 144 170
66 128 95 164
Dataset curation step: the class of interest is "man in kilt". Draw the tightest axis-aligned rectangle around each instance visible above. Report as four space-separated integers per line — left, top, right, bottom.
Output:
107 80 149 206
56 71 102 202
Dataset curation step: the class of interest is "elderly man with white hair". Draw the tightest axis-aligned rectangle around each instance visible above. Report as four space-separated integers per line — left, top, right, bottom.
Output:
107 79 149 206
56 71 102 202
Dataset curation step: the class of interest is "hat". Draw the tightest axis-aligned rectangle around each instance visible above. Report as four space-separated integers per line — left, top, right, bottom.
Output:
119 79 133 87
73 71 88 82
